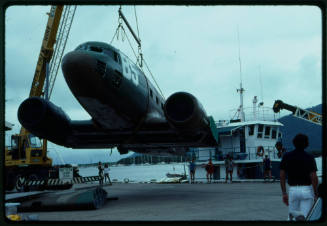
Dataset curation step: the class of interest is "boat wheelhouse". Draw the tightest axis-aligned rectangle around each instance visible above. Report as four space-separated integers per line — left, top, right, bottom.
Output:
190 93 284 182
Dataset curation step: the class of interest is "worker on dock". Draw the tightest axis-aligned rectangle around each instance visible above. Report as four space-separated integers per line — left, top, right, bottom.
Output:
280 133 318 221
263 155 272 181
98 162 104 186
205 159 214 183
104 163 112 185
225 154 234 183
189 159 196 184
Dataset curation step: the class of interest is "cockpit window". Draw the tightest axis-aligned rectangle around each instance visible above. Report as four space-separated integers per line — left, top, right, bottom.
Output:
76 45 87 50
103 49 114 59
103 49 121 64
90 46 103 53
75 44 121 65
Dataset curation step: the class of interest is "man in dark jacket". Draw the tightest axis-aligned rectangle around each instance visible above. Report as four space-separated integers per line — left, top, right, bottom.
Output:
280 133 318 221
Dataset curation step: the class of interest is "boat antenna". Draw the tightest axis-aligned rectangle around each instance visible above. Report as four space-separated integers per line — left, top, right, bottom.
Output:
236 25 245 122
258 65 264 106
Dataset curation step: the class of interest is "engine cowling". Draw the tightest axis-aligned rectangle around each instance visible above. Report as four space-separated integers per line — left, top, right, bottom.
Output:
18 97 71 145
164 92 209 131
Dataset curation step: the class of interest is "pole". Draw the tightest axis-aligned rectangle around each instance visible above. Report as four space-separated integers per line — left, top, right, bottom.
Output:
118 8 141 48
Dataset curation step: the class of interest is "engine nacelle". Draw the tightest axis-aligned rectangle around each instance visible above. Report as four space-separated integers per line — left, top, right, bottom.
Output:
164 92 209 131
18 97 71 145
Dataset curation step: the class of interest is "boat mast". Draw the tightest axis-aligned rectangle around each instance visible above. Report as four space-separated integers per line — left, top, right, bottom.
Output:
237 26 245 122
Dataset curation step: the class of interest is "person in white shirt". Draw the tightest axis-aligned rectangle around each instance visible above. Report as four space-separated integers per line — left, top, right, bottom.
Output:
104 163 112 185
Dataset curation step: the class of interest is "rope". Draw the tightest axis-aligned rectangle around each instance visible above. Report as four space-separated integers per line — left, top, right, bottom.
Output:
134 5 140 41
110 6 165 101
122 28 139 63
133 5 143 68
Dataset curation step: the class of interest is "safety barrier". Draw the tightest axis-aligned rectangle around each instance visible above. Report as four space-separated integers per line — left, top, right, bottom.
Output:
24 176 101 187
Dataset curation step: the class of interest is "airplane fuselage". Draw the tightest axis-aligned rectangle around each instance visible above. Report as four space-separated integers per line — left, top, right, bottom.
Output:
62 41 165 130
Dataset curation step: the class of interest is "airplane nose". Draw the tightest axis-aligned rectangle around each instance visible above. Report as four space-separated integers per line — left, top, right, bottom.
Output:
62 51 100 96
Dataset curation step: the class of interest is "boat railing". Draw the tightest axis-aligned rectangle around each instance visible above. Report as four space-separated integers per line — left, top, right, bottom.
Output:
190 146 281 161
219 146 280 160
227 107 280 123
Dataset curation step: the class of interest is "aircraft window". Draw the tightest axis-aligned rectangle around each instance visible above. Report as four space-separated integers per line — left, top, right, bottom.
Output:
90 46 103 53
103 49 114 59
150 89 153 98
114 52 121 64
248 125 254 136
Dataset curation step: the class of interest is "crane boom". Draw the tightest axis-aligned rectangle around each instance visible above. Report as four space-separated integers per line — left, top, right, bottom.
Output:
29 6 63 98
46 5 77 98
20 6 64 136
273 100 322 126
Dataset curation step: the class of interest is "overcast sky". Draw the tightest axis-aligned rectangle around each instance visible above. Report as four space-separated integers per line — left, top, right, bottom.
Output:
5 5 322 164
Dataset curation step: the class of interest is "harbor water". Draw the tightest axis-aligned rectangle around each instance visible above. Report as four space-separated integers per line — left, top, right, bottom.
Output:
78 157 322 182
79 162 188 182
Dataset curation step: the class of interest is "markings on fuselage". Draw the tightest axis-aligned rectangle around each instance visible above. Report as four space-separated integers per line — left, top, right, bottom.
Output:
122 56 139 86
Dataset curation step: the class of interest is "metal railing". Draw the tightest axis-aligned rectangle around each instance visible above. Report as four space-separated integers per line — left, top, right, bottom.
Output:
190 146 281 161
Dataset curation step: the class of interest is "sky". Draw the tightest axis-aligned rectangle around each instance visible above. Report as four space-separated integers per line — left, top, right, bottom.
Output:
4 5 322 164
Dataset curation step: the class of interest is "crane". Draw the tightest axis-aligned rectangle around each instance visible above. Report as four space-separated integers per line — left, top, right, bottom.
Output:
273 99 322 158
5 5 77 192
273 100 322 126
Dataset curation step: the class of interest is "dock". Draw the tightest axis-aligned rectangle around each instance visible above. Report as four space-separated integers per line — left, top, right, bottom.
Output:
6 182 290 221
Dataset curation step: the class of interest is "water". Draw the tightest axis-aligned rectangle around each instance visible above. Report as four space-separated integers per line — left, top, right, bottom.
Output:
79 163 187 182
79 157 323 182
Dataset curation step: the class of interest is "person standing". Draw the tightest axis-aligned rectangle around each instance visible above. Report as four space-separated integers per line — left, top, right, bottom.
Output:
189 159 196 184
98 162 104 186
225 155 234 183
263 155 272 181
275 141 286 158
280 133 318 221
205 159 214 183
104 163 112 185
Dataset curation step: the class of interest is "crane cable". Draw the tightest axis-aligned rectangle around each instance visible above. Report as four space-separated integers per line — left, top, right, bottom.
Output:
134 6 143 68
110 6 165 100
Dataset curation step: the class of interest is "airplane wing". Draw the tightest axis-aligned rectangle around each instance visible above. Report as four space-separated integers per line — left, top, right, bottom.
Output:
67 116 218 149
18 97 218 155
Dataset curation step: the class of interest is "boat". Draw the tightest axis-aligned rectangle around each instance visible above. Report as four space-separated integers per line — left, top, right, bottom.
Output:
191 83 284 182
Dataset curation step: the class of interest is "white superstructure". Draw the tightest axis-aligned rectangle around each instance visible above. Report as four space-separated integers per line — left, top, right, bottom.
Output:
191 88 284 182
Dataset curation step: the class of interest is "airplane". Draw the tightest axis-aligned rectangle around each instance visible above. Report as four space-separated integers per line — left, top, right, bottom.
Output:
18 41 218 156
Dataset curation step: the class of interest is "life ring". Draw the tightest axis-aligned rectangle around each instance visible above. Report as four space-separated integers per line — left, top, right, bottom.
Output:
257 146 264 157
124 178 129 183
